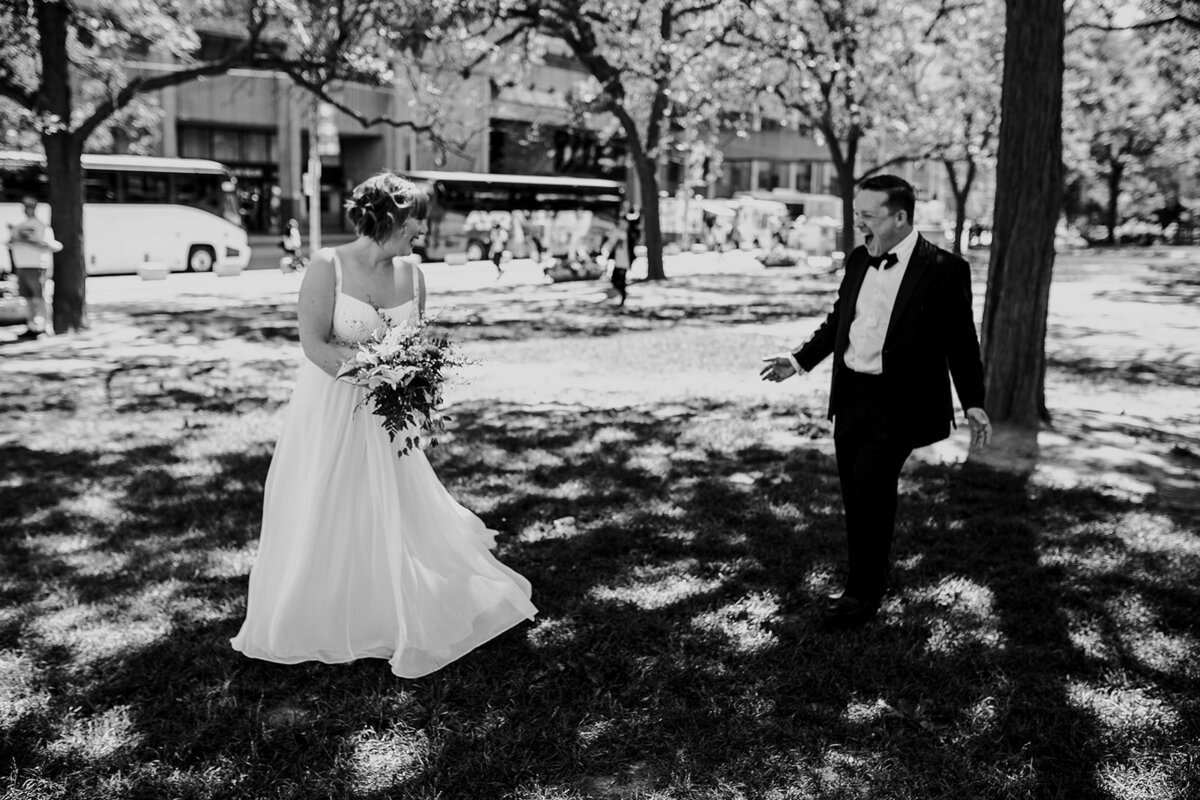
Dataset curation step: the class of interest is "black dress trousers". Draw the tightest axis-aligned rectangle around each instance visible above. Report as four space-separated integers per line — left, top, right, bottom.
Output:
832 369 915 604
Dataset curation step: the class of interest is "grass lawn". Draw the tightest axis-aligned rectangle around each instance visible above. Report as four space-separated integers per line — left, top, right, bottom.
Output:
2 261 1198 799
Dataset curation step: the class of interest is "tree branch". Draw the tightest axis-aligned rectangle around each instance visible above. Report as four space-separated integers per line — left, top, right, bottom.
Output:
0 74 35 108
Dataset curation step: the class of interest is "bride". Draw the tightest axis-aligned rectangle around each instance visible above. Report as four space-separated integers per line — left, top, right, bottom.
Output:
231 171 537 678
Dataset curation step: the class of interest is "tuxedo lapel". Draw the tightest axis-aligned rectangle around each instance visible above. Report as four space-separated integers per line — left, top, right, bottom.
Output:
886 235 933 340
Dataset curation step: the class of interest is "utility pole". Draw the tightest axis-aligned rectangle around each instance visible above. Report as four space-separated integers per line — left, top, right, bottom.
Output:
307 101 322 254
309 101 341 253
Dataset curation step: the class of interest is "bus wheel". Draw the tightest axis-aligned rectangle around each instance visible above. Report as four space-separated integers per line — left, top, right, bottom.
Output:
187 245 216 273
465 239 486 261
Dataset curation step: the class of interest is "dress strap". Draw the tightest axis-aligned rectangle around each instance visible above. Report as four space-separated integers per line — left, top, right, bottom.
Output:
406 257 422 321
328 248 342 293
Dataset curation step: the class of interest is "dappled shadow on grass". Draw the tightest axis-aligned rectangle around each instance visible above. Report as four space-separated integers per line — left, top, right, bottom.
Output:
76 270 840 349
426 272 836 342
1047 337 1200 389
3 399 1198 798
1093 259 1200 304
108 301 300 343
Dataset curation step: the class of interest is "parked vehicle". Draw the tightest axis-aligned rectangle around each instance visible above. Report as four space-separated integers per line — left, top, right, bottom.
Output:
401 170 624 264
0 151 251 275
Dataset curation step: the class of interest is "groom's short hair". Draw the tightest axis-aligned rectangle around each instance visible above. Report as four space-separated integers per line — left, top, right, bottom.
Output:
859 175 916 224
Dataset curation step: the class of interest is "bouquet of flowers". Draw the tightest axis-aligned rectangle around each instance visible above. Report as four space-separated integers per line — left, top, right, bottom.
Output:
336 316 466 456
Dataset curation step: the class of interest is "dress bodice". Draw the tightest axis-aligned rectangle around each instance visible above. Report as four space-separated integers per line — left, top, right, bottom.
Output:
328 249 420 342
333 293 416 343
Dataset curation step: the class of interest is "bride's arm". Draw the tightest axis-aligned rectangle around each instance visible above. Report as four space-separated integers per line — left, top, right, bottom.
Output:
298 252 353 379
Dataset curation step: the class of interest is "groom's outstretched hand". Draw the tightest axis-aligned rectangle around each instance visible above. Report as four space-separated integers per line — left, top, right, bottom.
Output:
760 355 797 383
966 407 992 450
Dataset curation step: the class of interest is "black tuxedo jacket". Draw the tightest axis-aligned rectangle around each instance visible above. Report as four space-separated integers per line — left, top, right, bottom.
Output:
793 235 986 449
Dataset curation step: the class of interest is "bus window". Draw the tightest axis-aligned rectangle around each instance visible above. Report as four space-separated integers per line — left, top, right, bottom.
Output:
0 163 46 202
84 170 118 203
174 172 223 214
123 172 171 204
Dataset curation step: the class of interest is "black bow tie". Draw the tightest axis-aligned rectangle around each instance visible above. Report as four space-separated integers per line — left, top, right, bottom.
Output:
866 252 899 270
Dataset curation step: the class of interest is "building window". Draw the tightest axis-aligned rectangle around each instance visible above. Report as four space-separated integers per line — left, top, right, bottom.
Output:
488 119 625 181
794 161 814 193
178 125 278 165
758 161 787 191
719 161 752 195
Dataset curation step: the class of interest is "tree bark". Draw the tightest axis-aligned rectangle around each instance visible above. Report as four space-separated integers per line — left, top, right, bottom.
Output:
825 130 860 257
633 151 665 281
980 0 1065 432
944 158 977 257
1105 159 1123 244
36 0 89 333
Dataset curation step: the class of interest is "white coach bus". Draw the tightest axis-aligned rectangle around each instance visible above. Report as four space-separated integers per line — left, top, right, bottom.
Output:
0 151 251 275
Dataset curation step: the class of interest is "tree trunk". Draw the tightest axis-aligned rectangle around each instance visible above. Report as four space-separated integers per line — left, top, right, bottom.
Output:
36 0 88 332
1105 160 1122 245
826 135 859 257
44 136 87 333
980 0 1065 436
632 150 665 281
944 158 976 257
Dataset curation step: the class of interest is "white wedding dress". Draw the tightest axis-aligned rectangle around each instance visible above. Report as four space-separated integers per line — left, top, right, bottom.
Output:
231 251 537 678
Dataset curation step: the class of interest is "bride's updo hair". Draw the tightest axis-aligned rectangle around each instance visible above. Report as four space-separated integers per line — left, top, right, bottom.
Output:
344 170 429 244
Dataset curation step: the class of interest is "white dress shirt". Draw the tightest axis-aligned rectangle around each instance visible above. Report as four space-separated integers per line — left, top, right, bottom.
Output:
843 229 919 374
782 229 919 378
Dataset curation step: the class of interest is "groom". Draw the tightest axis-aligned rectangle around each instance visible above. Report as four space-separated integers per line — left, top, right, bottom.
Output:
761 174 991 629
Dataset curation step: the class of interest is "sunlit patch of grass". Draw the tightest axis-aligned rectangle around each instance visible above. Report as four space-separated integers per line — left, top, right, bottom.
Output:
0 652 49 726
197 544 257 580
1067 681 1180 738
526 616 579 650
690 592 780 654
910 576 1005 655
1097 760 1186 800
841 696 899 724
1106 591 1199 674
625 441 675 474
590 559 726 611
46 705 140 762
24 531 106 557
543 478 593 501
27 592 173 668
1065 608 1119 662
347 725 430 793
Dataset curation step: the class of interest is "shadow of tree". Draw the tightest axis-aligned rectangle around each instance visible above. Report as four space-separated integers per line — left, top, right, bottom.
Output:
4 399 1196 798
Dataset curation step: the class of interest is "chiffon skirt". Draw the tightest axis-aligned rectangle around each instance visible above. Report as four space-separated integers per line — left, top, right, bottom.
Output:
231 359 537 678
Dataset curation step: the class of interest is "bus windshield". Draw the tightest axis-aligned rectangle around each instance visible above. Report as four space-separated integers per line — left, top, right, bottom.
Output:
402 170 624 263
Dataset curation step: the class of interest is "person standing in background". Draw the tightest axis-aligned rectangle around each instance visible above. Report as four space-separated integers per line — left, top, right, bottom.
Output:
279 218 304 271
489 222 508 278
624 205 641 266
5 196 62 340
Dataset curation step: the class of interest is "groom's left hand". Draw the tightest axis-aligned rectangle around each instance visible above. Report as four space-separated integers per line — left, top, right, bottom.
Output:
966 407 991 450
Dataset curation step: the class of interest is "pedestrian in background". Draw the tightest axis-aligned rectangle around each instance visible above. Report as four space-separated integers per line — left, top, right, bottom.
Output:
600 226 629 307
5 196 62 340
624 205 641 265
279 218 304 272
489 222 508 278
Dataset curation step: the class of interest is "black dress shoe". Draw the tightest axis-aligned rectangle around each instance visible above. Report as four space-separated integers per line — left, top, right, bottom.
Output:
822 595 880 630
16 329 42 341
